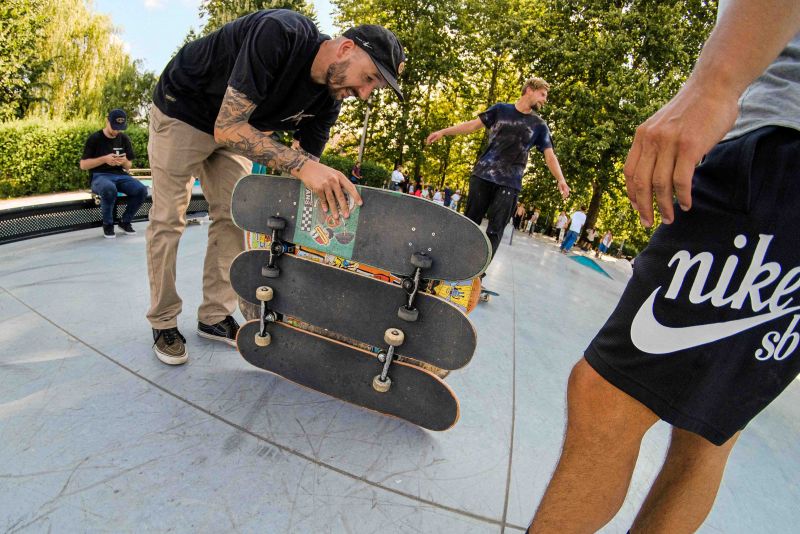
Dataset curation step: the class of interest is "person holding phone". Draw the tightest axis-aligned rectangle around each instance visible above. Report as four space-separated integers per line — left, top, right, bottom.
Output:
80 109 147 238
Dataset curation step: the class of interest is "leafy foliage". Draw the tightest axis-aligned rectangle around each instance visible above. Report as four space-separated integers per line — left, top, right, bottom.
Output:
1 0 156 124
0 119 149 198
198 0 319 34
0 0 51 121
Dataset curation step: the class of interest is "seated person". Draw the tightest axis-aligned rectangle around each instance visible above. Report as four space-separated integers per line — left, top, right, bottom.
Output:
80 109 147 238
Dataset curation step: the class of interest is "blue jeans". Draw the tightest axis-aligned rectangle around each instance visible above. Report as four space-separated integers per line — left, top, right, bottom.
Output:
91 173 148 225
561 230 579 251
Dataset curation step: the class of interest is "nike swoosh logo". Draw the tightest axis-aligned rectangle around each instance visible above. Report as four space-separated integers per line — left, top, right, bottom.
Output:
630 288 800 354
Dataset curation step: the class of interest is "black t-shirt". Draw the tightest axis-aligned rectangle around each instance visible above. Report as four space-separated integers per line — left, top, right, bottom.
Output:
81 130 134 182
153 9 341 158
472 103 553 191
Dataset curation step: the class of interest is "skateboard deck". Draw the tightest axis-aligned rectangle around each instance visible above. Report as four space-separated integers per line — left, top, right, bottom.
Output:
231 174 491 280
237 320 459 431
231 250 476 370
243 230 483 314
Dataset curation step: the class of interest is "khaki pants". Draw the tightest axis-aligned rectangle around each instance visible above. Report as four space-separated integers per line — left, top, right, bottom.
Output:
145 106 251 329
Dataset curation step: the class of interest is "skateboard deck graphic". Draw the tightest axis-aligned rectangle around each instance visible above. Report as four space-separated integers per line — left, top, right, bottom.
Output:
237 321 459 431
232 175 491 280
244 230 482 314
231 250 476 369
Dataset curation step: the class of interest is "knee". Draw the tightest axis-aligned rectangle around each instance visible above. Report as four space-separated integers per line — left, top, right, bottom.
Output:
132 183 148 200
99 188 117 203
567 358 608 406
566 358 657 437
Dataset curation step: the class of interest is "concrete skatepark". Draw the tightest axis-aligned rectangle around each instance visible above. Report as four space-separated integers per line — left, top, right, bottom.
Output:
1 221 798 532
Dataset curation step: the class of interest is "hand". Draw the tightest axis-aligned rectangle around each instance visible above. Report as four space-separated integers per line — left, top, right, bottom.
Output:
103 153 119 165
295 159 363 219
558 180 570 199
425 130 445 145
623 81 740 227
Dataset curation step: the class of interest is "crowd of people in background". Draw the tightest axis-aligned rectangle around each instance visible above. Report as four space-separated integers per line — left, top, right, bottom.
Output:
381 163 462 210
507 201 617 258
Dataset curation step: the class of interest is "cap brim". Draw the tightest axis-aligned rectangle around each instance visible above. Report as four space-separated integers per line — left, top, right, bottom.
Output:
111 124 128 131
372 59 404 102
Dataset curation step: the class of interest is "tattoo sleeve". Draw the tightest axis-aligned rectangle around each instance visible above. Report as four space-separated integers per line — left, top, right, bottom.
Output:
215 86 309 174
297 147 320 162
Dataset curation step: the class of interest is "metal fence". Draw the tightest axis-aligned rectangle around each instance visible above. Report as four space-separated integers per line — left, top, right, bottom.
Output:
0 194 209 245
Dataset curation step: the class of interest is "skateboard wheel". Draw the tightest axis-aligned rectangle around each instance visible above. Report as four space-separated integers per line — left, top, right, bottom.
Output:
262 265 280 278
267 217 286 230
397 305 419 322
372 375 392 393
254 332 271 347
410 252 433 270
256 286 274 301
384 328 405 346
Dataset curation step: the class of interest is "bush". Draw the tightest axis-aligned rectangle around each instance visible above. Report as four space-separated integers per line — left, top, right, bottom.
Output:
0 119 149 198
320 153 390 188
0 119 389 198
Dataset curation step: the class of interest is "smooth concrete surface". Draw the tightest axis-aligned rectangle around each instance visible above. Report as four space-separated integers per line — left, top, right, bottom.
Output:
1 222 798 533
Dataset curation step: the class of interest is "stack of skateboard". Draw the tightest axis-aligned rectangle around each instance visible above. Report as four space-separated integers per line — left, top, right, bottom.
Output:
230 175 492 430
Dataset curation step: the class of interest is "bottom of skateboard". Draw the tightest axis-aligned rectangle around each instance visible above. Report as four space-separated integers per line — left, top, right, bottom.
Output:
237 320 460 431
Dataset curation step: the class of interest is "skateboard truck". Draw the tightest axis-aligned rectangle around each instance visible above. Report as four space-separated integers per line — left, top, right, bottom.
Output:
373 327 405 392
255 286 276 346
262 217 290 279
398 252 433 322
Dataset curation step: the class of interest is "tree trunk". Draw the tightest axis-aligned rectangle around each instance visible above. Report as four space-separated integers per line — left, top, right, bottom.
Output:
582 179 603 240
475 55 501 163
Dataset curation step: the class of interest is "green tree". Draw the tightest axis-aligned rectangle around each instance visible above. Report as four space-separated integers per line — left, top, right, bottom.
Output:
198 0 319 34
518 0 717 250
333 0 467 179
100 60 157 124
0 0 51 121
7 0 156 123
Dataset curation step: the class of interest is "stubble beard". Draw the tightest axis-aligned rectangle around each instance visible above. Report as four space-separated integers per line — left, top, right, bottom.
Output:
326 59 351 101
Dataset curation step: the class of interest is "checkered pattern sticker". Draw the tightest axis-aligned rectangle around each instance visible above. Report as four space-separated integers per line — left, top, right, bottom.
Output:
300 205 313 232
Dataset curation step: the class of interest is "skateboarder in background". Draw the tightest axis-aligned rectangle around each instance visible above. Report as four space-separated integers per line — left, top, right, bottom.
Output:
426 77 570 258
529 0 800 532
145 9 405 365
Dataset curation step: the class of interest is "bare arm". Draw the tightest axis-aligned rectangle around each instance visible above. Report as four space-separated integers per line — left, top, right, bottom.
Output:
214 86 359 217
543 148 570 199
624 0 800 227
425 118 485 145
80 154 117 171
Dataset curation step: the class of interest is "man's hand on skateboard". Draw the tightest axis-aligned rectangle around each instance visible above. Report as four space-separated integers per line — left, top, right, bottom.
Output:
294 159 363 220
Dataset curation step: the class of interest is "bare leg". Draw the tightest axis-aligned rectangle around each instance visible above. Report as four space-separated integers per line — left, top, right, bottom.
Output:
631 429 740 533
529 358 659 533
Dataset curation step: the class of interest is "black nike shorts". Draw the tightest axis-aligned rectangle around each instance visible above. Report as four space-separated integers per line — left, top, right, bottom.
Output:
585 126 800 445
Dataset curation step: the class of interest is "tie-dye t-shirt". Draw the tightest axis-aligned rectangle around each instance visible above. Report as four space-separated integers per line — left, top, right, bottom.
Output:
471 103 553 191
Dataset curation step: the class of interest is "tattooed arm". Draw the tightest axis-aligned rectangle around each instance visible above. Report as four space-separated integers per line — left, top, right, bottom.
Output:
214 86 360 217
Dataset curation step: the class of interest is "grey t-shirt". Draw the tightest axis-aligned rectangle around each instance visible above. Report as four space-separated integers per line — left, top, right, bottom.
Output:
719 1 800 139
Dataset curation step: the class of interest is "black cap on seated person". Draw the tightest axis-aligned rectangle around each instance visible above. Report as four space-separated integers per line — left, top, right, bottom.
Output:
343 25 406 101
108 109 128 131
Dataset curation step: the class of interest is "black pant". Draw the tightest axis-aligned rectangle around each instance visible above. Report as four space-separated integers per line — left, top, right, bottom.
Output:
464 175 518 258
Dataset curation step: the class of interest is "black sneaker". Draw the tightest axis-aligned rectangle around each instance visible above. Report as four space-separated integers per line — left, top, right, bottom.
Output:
153 327 188 365
103 224 116 239
119 222 136 235
197 316 239 347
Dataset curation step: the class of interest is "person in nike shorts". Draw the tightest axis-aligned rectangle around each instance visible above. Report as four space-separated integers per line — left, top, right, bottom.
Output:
528 1 800 532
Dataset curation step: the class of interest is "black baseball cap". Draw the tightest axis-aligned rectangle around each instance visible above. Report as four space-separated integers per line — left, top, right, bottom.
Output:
343 25 406 101
108 109 128 131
